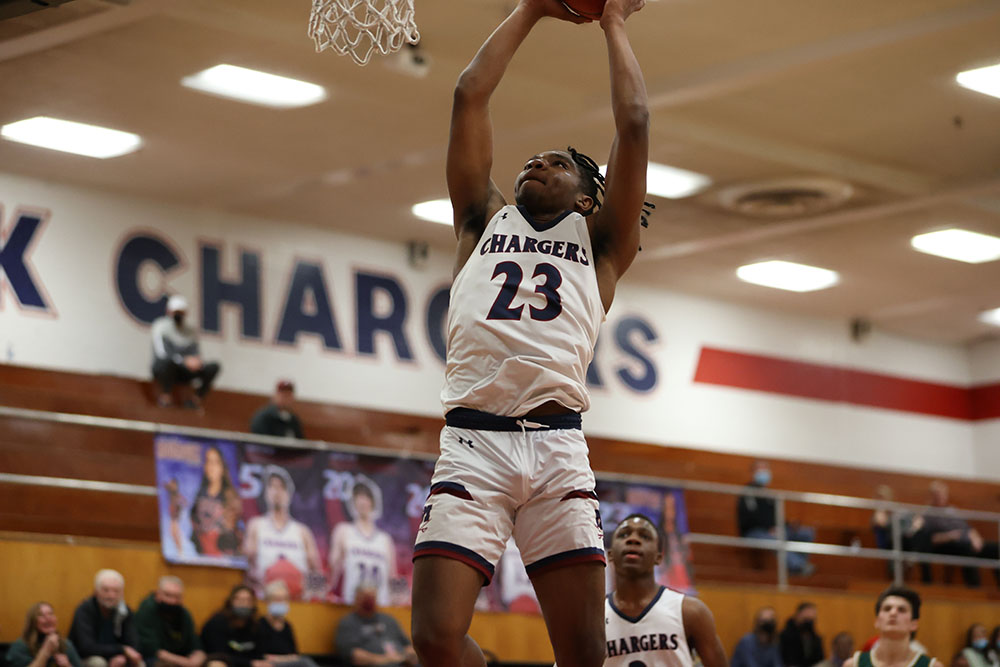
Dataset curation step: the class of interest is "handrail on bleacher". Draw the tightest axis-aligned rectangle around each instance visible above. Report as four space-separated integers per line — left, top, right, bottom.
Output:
2 404 999 590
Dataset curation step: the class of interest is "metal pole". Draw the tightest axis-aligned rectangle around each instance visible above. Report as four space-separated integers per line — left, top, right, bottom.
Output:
891 510 903 585
776 495 788 590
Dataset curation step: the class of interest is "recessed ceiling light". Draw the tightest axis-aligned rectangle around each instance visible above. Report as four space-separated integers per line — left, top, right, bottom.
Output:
1 116 142 159
412 199 453 225
979 307 1000 327
736 260 839 292
181 64 327 108
956 62 1000 100
599 162 711 199
910 228 1000 264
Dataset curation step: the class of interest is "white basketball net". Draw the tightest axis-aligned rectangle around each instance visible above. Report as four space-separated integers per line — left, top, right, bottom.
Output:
309 0 420 66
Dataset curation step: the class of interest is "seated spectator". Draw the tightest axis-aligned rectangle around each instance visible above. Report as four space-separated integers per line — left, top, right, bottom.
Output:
737 460 815 576
919 481 1000 587
871 485 924 551
250 381 304 439
69 569 143 667
779 602 824 667
814 632 853 667
200 586 263 667
6 602 83 667
152 295 221 410
134 576 204 667
991 627 1000 665
731 606 782 667
335 583 417 667
962 624 999 667
256 582 317 667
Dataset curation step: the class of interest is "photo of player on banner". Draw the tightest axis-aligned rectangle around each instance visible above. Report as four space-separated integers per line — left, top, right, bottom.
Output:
240 445 328 601
155 435 246 568
323 452 434 607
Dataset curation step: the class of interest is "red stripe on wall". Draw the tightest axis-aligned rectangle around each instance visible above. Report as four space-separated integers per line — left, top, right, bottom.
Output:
693 347 1000 421
970 383 1000 421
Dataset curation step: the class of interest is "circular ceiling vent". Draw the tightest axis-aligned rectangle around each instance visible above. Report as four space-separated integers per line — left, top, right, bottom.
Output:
714 177 854 219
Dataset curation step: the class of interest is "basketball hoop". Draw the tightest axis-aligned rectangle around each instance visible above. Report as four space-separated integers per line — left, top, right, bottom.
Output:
308 0 420 66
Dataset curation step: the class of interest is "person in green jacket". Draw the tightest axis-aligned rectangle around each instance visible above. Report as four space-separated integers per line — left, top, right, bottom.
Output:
134 576 205 667
6 602 83 667
842 586 942 667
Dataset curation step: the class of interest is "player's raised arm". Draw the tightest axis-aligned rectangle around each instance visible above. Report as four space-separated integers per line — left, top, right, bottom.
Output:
589 0 649 305
448 0 588 269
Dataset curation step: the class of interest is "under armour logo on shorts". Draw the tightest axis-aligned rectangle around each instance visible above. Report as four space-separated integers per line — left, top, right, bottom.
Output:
457 436 474 448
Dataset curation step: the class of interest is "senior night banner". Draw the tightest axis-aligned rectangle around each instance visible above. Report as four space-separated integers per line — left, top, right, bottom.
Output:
155 433 693 609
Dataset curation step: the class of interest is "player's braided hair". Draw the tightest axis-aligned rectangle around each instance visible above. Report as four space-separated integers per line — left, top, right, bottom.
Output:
567 146 655 249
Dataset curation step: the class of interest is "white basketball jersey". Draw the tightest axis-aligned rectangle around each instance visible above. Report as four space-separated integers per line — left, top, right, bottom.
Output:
341 523 393 606
256 516 308 578
605 587 692 667
442 204 604 416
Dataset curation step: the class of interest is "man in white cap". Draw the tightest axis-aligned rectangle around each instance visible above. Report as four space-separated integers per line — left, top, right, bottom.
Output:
151 295 220 409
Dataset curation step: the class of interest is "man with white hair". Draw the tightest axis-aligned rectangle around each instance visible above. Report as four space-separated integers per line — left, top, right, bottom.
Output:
151 294 221 409
69 570 143 667
134 576 205 667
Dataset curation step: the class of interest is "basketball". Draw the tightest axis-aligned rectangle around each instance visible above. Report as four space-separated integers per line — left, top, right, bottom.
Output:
562 0 605 20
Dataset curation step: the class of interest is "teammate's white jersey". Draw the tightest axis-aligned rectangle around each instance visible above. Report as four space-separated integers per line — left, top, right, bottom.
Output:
605 586 692 667
255 515 309 580
442 204 604 416
341 522 394 606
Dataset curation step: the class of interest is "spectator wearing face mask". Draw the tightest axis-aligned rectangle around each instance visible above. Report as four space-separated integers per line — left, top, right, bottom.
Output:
737 460 816 576
151 295 221 410
731 606 783 667
200 586 263 667
335 583 417 667
779 603 824 667
133 576 204 667
963 624 999 667
255 582 316 667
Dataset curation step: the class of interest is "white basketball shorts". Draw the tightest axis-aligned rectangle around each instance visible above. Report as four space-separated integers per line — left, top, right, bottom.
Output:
413 408 606 583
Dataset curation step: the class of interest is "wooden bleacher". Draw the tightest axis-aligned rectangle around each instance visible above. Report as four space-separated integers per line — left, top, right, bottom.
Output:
2 363 1000 590
3 364 1000 661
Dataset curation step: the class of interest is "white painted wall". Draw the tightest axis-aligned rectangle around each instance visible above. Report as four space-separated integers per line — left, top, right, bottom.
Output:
1 172 997 480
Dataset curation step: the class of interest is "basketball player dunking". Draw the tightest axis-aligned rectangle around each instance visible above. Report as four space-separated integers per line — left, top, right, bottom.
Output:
599 515 727 667
410 0 650 664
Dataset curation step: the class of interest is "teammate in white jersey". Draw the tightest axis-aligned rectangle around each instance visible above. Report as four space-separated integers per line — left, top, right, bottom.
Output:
329 481 398 606
245 466 322 600
410 0 652 665
604 515 726 667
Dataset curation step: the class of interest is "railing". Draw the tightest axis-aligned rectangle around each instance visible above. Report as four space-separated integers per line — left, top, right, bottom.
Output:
2 404 999 590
